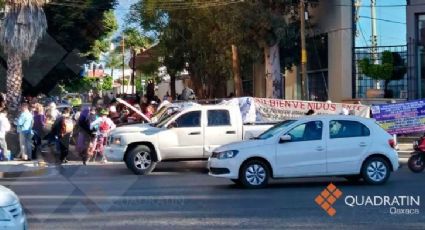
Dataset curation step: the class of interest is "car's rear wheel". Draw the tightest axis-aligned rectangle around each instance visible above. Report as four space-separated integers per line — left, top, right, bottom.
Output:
361 157 390 185
239 160 269 189
125 145 157 175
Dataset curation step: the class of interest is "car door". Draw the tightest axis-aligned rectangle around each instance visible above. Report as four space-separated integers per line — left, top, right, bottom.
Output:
275 120 327 177
203 109 240 157
158 110 204 159
326 119 372 174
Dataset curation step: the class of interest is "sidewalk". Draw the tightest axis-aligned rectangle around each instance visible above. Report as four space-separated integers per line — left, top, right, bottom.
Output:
0 160 52 179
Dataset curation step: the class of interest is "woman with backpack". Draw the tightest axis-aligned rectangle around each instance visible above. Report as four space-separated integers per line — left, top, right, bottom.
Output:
90 109 116 163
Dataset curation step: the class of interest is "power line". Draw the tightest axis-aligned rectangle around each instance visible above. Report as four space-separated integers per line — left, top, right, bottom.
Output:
359 15 406 24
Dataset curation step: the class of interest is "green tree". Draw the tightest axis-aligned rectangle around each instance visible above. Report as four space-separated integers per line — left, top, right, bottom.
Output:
359 51 407 97
128 0 310 99
0 0 48 114
105 50 122 79
18 0 118 95
101 76 113 91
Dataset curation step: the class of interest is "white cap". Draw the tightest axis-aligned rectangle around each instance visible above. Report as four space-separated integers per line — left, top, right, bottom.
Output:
49 102 56 108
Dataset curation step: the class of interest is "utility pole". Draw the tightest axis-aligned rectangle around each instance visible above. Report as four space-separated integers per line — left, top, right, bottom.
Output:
300 0 308 100
370 0 380 88
131 49 136 95
122 35 125 94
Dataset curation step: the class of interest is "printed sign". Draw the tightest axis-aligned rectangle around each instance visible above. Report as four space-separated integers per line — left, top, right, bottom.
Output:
221 97 370 123
371 100 425 134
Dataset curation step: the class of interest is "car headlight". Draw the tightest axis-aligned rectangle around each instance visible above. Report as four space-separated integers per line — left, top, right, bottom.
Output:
213 150 239 159
0 208 11 221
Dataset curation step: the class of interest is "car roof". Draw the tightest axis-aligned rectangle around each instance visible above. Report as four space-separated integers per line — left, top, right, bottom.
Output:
296 115 373 122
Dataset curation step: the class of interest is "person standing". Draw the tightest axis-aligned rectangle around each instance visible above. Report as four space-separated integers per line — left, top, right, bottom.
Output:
16 103 34 161
90 109 116 163
0 109 11 161
51 108 74 164
32 103 46 160
76 107 92 165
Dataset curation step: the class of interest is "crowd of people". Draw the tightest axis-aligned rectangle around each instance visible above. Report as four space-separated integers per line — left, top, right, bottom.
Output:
0 92 172 165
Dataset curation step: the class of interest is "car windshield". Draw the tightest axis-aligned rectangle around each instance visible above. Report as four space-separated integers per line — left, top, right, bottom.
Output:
256 120 296 140
155 110 181 128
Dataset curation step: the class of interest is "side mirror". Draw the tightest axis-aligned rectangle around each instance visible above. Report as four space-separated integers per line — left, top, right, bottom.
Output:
280 135 291 143
167 121 178 129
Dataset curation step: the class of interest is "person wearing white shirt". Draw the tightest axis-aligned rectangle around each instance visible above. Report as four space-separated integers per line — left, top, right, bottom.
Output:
0 109 11 160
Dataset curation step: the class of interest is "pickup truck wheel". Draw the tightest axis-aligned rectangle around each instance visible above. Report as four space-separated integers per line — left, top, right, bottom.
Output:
125 146 157 175
239 160 269 189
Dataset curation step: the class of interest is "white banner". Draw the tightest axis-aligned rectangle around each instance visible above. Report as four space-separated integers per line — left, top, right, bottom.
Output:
221 97 370 123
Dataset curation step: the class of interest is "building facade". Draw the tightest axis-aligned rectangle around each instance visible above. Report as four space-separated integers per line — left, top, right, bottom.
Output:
251 0 354 103
407 0 425 99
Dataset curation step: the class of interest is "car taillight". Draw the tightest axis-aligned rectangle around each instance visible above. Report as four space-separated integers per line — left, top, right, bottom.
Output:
389 139 396 149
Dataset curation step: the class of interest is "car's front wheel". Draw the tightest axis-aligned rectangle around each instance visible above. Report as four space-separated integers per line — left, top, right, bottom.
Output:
361 157 390 185
125 145 157 175
239 160 269 189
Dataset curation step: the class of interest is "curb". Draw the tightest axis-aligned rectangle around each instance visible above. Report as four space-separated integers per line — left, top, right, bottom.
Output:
0 163 54 179
0 168 48 179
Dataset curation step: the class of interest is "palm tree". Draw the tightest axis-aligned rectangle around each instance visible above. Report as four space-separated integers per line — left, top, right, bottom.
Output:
105 50 122 79
0 0 48 114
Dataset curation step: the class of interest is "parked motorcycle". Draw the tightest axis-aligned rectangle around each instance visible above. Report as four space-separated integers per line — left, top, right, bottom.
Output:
408 137 425 173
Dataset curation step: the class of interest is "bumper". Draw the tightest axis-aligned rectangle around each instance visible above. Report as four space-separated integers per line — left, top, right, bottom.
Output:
104 145 127 162
0 215 27 230
392 152 400 171
208 158 239 179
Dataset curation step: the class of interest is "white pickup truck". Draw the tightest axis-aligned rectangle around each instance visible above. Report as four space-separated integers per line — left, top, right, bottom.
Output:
105 104 274 175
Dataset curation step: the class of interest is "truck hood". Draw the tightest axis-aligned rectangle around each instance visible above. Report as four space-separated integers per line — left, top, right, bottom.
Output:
111 124 165 136
0 186 19 207
111 123 153 135
213 139 266 152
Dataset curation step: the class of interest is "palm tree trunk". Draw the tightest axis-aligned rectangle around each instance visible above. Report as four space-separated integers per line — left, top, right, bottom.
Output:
6 52 23 116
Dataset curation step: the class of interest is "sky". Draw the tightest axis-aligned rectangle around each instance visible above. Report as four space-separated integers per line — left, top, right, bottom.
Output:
115 0 139 33
355 0 406 47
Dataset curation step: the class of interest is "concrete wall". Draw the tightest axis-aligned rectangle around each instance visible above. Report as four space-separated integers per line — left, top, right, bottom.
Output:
312 0 353 102
253 0 353 102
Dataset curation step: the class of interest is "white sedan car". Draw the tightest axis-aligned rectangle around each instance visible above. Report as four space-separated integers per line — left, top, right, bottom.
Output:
208 115 399 188
0 185 27 229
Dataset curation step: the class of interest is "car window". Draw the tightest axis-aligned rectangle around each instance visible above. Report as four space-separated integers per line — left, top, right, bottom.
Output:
286 121 323 142
207 110 231 126
175 111 201 128
329 120 370 139
257 120 296 140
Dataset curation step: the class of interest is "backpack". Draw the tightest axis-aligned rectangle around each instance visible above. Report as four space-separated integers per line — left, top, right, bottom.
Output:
61 118 74 135
99 119 110 134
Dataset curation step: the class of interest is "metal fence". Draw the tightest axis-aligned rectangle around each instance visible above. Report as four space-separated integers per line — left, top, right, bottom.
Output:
353 45 412 99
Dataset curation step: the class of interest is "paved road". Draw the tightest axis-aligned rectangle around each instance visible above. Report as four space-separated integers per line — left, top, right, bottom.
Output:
1 161 424 230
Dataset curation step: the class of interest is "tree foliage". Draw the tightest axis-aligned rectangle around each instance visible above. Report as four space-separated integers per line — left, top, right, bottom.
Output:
18 0 118 95
128 0 311 98
359 50 407 96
